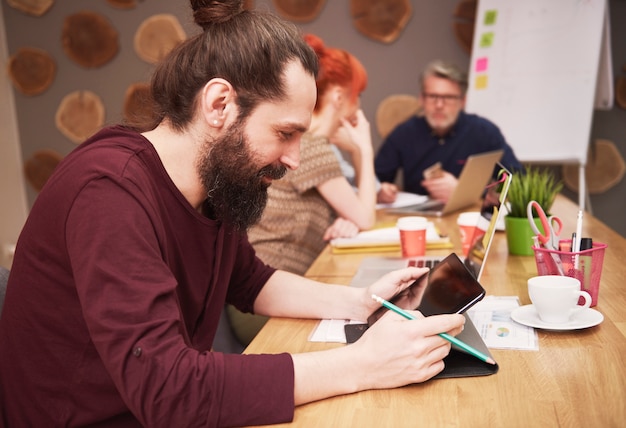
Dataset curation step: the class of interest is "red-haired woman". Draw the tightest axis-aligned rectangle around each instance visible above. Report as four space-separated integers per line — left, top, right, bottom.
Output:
227 34 379 345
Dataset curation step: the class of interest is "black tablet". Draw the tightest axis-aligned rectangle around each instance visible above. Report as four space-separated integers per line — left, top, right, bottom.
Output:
344 253 486 343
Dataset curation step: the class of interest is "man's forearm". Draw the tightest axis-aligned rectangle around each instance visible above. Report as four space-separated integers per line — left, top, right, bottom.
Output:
253 270 370 322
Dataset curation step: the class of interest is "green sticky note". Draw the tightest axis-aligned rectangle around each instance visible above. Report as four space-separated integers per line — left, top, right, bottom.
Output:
480 32 494 48
484 10 498 25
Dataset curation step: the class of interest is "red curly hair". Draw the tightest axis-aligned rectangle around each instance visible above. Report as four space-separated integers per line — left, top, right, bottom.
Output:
304 33 367 112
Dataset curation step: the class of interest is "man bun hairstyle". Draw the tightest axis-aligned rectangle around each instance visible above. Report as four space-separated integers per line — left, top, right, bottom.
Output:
149 0 318 131
191 0 244 27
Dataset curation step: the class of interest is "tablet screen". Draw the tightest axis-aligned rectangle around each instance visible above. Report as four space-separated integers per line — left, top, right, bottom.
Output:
367 253 485 325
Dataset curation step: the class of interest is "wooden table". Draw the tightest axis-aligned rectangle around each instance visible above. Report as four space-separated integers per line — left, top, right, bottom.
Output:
246 195 626 427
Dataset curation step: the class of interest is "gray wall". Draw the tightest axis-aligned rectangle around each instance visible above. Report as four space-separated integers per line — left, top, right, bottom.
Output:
2 0 625 237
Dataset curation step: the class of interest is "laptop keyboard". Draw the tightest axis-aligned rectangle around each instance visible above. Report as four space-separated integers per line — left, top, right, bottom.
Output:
348 256 449 288
407 258 442 268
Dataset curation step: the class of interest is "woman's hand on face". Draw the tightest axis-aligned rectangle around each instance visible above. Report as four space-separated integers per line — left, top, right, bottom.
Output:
329 126 357 154
339 110 373 156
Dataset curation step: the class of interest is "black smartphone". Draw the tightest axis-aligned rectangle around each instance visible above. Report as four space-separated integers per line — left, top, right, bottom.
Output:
344 253 486 343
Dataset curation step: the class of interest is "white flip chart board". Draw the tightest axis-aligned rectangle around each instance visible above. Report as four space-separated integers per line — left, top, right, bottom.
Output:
465 0 611 165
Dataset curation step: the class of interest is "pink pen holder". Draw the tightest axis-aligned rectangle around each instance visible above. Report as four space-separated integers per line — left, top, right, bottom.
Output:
532 240 608 307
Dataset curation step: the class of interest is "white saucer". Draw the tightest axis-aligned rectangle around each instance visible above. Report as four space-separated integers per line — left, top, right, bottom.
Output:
510 305 604 330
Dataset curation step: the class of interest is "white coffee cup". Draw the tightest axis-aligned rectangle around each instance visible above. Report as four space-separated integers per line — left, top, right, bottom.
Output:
528 275 592 324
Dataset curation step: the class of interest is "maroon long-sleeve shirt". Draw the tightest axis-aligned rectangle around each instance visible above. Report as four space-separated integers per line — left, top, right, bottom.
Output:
0 126 295 427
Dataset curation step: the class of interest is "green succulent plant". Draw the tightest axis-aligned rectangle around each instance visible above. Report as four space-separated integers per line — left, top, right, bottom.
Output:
507 165 563 218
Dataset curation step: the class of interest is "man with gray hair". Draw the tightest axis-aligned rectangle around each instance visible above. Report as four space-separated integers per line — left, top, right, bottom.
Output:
375 60 521 202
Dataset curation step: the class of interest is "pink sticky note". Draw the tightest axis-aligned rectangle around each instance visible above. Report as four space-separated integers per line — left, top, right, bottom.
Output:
475 57 488 73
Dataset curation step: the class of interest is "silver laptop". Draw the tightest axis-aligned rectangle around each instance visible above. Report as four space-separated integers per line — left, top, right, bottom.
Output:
349 165 512 287
387 150 504 217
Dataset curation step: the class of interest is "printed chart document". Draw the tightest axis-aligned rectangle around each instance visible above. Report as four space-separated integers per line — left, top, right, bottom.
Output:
468 296 538 350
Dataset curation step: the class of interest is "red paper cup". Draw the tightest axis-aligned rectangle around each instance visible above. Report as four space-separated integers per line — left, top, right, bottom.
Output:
457 212 487 257
397 216 428 257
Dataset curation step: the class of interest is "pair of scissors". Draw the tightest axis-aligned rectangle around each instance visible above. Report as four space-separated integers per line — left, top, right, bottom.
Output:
527 200 565 275
526 200 563 251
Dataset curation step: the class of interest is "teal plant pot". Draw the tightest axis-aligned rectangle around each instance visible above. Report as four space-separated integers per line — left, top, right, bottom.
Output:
504 216 542 256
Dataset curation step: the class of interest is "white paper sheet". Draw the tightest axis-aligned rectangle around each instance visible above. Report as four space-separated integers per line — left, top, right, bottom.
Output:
309 319 360 343
329 222 445 249
467 296 538 350
309 295 539 350
376 191 428 210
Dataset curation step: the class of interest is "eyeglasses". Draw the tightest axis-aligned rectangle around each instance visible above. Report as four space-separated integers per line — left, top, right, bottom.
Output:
422 93 463 104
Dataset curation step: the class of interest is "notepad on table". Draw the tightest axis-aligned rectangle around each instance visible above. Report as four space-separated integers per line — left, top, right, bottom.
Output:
330 223 451 254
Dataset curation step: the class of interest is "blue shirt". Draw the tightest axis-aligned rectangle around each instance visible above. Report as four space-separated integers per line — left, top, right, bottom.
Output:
374 111 522 195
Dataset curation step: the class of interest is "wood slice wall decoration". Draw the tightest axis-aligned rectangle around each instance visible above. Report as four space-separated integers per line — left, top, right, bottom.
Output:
453 0 477 55
55 90 105 144
134 14 187 64
7 47 56 96
562 140 626 194
61 11 119 68
272 0 326 22
23 149 63 192
6 0 54 17
351 0 411 44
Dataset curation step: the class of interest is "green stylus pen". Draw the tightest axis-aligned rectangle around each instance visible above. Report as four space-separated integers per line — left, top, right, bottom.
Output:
371 294 496 365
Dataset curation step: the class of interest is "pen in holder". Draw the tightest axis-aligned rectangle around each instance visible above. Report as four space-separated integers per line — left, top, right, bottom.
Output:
532 239 607 307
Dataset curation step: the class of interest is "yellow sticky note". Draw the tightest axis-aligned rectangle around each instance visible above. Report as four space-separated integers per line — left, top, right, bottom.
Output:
475 75 488 89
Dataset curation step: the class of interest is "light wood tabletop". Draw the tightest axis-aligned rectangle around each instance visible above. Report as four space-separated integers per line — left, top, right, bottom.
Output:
245 195 626 427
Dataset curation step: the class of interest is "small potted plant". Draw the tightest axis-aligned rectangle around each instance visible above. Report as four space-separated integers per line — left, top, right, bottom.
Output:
504 165 563 255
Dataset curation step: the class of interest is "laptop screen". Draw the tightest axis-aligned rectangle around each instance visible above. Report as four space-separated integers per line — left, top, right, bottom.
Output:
464 164 513 280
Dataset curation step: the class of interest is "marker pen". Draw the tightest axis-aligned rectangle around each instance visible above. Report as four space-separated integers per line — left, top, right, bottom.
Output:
578 237 593 303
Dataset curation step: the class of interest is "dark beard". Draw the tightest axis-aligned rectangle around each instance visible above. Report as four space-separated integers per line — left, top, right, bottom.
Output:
197 119 287 231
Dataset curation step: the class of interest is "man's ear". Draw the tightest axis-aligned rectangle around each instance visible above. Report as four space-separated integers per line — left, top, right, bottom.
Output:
200 78 236 129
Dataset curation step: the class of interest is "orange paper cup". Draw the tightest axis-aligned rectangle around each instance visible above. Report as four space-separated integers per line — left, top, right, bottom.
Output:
397 216 428 258
457 212 487 257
